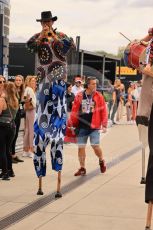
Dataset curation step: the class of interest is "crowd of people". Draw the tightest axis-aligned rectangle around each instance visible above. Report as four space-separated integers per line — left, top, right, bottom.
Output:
0 74 36 180
0 72 141 181
107 78 142 125
0 11 145 218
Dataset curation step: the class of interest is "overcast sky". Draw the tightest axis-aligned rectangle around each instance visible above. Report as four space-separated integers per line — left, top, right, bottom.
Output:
9 0 153 54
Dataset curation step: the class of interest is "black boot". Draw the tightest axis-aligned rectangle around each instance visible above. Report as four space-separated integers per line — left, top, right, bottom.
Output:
14 156 24 163
8 169 15 177
2 173 10 180
0 172 4 178
55 191 62 198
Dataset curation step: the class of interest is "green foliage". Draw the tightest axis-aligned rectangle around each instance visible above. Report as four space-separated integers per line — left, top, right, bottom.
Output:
95 50 119 59
103 92 112 102
95 46 126 59
117 46 126 59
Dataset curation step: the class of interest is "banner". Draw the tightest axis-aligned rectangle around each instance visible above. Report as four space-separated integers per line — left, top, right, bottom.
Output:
116 66 137 75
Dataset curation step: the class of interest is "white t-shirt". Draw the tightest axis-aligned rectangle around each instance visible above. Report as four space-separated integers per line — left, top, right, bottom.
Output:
24 86 36 108
72 85 84 96
132 88 139 101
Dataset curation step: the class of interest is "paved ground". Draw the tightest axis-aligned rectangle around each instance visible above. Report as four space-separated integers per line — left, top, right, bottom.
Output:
0 122 150 230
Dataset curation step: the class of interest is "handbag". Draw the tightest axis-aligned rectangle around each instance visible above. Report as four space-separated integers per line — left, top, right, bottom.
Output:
0 119 15 129
0 104 16 129
20 107 26 118
24 99 34 111
19 103 25 118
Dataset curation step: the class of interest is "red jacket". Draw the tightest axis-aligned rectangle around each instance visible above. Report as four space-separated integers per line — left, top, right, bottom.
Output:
68 90 108 129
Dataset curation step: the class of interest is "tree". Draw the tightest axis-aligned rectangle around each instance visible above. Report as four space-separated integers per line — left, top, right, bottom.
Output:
95 50 119 59
117 46 126 59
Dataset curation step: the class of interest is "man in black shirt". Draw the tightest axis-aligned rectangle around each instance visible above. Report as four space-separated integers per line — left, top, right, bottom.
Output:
69 77 108 176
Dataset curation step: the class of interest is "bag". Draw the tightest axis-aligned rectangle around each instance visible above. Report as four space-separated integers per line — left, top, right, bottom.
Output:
24 100 34 111
0 103 16 129
19 103 25 118
20 108 26 118
0 119 15 129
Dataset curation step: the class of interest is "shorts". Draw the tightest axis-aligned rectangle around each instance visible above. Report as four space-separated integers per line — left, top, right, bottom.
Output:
77 128 100 146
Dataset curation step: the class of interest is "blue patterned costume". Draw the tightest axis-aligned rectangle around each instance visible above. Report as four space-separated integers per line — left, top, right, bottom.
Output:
27 31 74 177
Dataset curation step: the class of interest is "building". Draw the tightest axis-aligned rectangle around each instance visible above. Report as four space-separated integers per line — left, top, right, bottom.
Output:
9 43 35 78
76 49 120 86
0 0 10 75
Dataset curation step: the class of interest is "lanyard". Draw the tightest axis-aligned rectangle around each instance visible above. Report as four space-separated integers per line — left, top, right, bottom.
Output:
85 92 93 104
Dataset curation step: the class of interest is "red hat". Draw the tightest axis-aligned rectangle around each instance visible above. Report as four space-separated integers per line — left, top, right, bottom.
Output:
75 77 82 83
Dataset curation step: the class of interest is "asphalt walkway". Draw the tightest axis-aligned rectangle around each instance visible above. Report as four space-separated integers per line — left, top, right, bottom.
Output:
0 123 150 230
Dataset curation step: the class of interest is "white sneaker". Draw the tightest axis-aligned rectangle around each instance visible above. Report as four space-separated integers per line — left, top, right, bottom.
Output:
22 152 29 157
27 152 33 158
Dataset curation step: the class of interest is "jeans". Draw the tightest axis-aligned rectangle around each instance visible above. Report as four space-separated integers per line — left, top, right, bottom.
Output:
77 129 100 146
110 102 118 122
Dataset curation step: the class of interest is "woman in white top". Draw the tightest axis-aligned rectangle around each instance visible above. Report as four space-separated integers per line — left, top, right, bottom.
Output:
23 75 36 157
71 78 84 96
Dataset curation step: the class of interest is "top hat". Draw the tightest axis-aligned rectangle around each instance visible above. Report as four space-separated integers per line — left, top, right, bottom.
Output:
36 11 57 22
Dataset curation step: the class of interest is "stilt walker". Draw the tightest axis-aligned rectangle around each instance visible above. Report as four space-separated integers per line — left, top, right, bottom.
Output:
27 11 75 198
138 30 153 230
124 28 153 229
145 105 153 230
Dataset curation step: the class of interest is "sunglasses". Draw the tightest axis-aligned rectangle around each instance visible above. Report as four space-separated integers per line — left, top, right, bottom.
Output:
0 80 5 84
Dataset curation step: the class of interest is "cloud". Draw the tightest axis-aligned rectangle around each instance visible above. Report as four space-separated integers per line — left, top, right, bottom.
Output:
114 0 153 8
10 36 27 42
73 0 102 1
9 0 153 55
130 0 153 7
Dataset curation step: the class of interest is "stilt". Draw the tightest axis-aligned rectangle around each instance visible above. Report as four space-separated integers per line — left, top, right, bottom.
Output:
140 147 146 184
55 171 62 198
37 176 44 195
145 202 153 229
